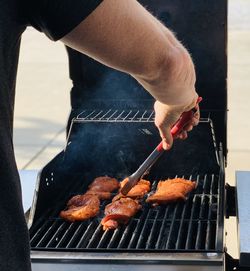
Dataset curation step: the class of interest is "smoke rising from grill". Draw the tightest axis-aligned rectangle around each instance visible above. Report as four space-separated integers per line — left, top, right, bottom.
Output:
63 114 220 189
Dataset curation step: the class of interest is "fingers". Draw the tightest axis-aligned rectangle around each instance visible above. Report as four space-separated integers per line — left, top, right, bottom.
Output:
154 100 200 149
154 101 182 150
178 130 188 140
177 106 200 140
158 127 173 150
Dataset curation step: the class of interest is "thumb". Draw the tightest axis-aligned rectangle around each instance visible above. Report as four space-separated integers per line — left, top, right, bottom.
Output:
154 102 182 150
158 126 173 150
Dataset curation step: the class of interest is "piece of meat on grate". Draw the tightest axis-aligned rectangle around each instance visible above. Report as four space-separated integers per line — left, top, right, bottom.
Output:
146 178 196 206
101 198 141 230
60 194 100 222
88 176 120 192
112 178 151 202
85 176 119 200
84 190 111 200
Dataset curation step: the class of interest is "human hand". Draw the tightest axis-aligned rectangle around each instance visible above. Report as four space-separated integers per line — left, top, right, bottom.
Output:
154 95 200 150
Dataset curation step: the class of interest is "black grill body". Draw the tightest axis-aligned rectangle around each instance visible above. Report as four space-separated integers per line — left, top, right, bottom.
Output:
30 0 228 270
30 116 225 270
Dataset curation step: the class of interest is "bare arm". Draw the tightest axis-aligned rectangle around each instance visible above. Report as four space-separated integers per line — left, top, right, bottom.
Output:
61 0 199 148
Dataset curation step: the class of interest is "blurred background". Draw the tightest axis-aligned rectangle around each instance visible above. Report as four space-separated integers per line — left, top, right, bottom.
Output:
14 0 250 259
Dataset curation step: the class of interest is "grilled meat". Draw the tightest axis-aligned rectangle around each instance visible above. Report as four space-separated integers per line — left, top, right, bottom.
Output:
101 198 141 230
60 194 100 222
85 190 111 200
146 178 196 205
113 178 151 201
88 176 119 193
66 194 93 208
84 176 119 200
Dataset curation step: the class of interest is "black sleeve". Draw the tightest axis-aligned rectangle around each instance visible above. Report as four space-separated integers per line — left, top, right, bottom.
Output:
26 0 103 41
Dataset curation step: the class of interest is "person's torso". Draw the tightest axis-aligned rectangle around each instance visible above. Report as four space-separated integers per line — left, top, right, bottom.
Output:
0 0 27 178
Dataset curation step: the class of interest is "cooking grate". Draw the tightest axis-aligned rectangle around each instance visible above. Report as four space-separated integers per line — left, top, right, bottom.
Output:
30 174 222 252
73 109 209 124
76 109 155 122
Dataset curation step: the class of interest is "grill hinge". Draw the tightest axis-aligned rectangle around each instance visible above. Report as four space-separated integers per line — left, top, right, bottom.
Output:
225 183 236 218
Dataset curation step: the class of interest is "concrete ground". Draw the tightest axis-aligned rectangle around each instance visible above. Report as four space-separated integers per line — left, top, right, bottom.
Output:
14 27 71 169
14 0 250 261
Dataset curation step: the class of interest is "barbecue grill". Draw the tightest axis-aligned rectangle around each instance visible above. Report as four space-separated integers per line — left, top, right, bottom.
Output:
28 0 250 270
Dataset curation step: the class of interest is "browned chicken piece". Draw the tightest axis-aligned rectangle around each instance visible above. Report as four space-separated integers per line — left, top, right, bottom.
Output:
146 178 196 206
101 198 141 230
85 176 119 200
60 194 100 222
88 176 120 193
66 194 95 208
112 178 151 202
85 190 111 200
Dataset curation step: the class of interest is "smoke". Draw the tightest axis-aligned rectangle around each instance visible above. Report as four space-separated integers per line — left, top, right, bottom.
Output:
62 117 220 190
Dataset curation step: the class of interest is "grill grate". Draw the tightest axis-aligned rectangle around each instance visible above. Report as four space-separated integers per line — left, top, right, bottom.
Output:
76 109 155 122
30 174 221 252
73 109 209 125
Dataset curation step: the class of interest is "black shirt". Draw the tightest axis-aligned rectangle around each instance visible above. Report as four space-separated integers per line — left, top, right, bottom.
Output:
0 0 102 270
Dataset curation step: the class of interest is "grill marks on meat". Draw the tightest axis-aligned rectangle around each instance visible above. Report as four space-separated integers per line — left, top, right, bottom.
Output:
87 176 119 200
101 198 141 230
146 178 196 206
112 178 151 202
60 195 100 222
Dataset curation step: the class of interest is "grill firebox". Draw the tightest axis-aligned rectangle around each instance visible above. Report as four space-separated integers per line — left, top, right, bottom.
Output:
29 111 224 257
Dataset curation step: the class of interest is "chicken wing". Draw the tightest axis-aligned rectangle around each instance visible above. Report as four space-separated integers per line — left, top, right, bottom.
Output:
146 178 196 206
101 198 141 230
112 178 151 202
60 194 100 222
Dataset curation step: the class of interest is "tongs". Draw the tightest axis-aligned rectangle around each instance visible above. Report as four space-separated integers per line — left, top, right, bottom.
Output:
121 97 202 195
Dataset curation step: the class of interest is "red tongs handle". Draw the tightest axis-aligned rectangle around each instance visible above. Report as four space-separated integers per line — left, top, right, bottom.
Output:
156 96 202 151
120 96 202 195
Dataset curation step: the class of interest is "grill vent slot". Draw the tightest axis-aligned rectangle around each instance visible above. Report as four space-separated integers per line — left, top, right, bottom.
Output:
30 174 221 252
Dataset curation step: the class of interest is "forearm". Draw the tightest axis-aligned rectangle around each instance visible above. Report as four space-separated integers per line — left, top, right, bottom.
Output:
133 13 197 107
135 44 197 107
61 0 196 106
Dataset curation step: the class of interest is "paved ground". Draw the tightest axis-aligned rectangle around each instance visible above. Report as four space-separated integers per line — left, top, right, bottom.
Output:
14 0 250 260
14 27 71 169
